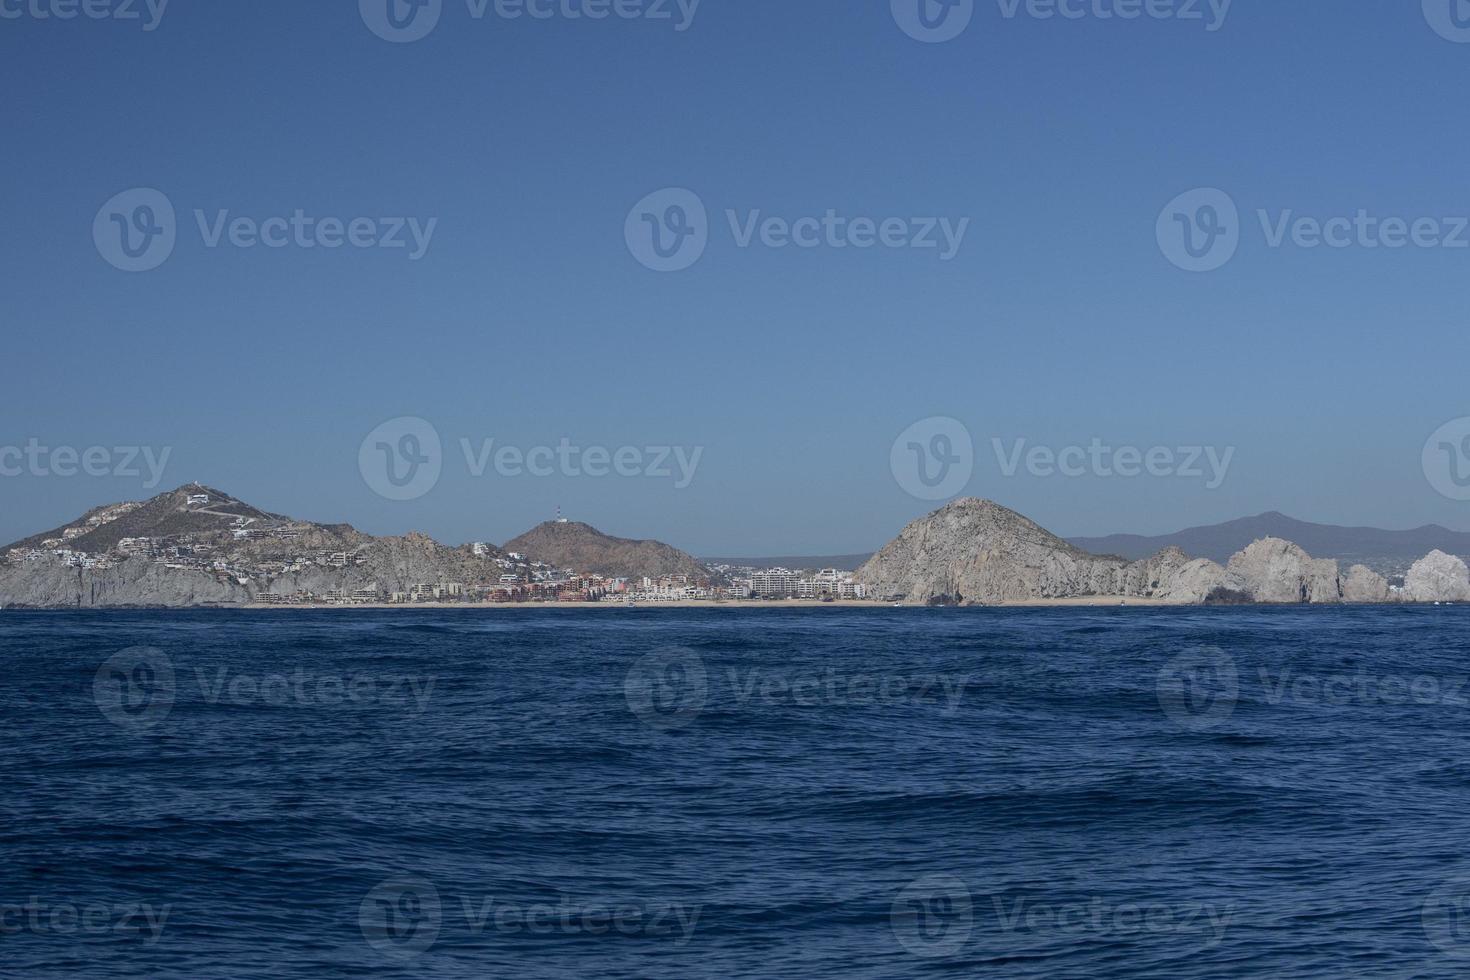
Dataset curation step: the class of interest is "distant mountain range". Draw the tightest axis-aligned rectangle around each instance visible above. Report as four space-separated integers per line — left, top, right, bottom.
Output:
1066 513 1470 569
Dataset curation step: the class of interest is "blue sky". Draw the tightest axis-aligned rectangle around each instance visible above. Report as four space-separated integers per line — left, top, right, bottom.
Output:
4 0 1470 555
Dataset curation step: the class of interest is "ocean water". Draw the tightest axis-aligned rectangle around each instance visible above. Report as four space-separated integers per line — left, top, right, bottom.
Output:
4 606 1470 978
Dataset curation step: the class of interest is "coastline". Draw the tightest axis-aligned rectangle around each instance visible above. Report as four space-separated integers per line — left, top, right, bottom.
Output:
4 595 1223 611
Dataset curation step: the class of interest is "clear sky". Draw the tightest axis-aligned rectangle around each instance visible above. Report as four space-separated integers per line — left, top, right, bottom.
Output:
4 0 1470 555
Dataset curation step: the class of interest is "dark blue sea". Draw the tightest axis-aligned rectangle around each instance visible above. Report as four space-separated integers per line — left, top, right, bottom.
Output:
4 606 1470 978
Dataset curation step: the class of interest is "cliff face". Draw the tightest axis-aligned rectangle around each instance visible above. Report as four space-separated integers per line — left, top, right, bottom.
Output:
0 557 251 608
503 521 713 582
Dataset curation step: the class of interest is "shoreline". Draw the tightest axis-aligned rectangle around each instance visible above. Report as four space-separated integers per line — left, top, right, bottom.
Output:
8 596 1437 611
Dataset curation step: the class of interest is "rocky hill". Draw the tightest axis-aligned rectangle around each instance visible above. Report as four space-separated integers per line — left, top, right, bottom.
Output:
6 484 283 555
855 499 1227 604
0 485 506 608
503 520 714 583
854 499 1420 605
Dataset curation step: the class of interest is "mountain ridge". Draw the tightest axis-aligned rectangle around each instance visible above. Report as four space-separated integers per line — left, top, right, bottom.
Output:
1067 512 1470 569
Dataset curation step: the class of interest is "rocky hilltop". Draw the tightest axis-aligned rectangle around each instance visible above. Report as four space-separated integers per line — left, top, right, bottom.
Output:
503 520 715 583
0 485 506 608
854 499 1430 605
854 499 1227 604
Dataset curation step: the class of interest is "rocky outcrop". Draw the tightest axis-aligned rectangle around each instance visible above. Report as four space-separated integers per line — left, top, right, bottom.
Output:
259 533 497 597
854 502 1423 606
1152 555 1239 603
0 556 251 608
1341 564 1391 603
1224 538 1341 604
857 499 1120 603
0 486 509 608
1403 550 1470 602
504 521 715 582
854 499 1230 604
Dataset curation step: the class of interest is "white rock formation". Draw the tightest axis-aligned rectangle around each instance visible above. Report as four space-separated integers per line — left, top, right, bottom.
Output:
1341 564 1390 603
1224 537 1341 603
1403 550 1470 602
